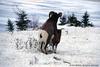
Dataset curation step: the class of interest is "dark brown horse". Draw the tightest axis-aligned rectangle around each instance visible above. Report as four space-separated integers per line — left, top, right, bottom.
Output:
41 11 62 54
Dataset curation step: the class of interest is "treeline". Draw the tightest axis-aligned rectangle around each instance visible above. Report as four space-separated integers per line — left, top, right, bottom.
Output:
59 11 94 27
7 9 39 32
7 10 94 33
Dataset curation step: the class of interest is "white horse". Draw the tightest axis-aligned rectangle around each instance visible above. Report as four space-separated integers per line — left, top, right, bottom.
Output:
35 29 49 52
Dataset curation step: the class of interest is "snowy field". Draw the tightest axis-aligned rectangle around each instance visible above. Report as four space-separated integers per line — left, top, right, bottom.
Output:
0 27 100 67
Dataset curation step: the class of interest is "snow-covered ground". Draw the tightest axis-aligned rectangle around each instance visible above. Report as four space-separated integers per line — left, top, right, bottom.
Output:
0 27 100 67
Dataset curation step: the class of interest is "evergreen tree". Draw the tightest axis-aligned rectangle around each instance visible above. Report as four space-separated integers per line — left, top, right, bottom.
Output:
89 22 94 27
7 19 14 32
67 13 78 27
16 10 30 30
81 11 90 27
59 14 67 25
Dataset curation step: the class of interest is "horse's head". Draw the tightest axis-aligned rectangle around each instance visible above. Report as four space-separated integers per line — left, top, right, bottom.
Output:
49 11 62 19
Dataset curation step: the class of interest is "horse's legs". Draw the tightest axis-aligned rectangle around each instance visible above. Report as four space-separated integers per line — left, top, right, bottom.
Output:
54 44 57 53
44 35 51 54
40 42 44 53
52 44 55 53
44 44 48 54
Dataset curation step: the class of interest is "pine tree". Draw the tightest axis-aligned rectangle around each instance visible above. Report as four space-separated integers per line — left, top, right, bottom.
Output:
7 19 14 32
16 10 30 30
81 11 89 27
67 13 78 27
59 14 67 25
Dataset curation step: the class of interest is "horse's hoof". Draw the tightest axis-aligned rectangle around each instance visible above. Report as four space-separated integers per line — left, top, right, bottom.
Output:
54 52 56 54
44 51 48 54
45 52 48 54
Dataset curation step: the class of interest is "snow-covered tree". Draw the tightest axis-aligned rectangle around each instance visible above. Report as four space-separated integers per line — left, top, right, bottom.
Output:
28 16 39 29
81 11 91 27
67 13 79 26
7 19 14 32
16 10 30 30
59 14 67 25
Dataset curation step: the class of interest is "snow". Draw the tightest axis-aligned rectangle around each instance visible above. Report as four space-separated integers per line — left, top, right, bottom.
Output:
0 27 100 67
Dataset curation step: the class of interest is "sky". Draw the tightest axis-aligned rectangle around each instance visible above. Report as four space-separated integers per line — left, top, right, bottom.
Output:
0 0 100 31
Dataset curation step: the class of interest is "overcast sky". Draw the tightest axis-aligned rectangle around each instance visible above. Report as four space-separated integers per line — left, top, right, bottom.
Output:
0 0 100 31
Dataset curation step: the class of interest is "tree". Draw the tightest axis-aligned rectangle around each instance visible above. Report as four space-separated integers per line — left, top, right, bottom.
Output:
67 13 79 27
81 11 90 27
28 17 39 29
59 14 67 25
88 22 94 27
7 19 14 32
16 10 30 30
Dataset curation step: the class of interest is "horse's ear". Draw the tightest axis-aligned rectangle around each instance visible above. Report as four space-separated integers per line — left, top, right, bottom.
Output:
58 12 62 17
49 11 54 18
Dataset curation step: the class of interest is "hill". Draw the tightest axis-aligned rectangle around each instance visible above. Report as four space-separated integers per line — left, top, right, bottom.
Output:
0 27 100 67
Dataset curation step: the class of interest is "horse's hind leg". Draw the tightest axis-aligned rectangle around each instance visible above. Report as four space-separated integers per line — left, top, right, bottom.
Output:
40 42 43 52
44 35 51 54
44 44 48 54
40 42 46 53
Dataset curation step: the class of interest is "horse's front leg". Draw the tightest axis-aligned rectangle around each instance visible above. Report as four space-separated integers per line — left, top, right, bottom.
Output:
52 44 55 53
54 44 57 53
